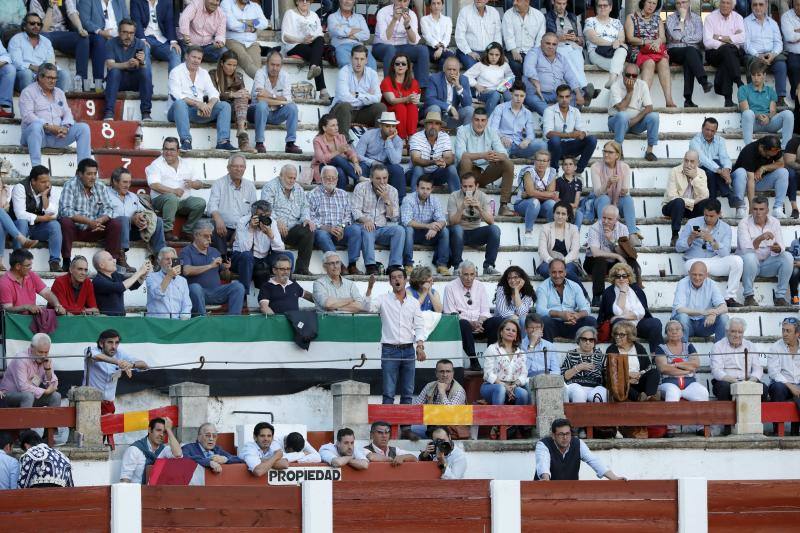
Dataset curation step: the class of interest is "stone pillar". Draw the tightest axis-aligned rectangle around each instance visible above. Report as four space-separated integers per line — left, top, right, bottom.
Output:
532 374 566 438
68 386 103 447
169 382 210 443
731 381 764 436
331 380 370 440
276 0 292 30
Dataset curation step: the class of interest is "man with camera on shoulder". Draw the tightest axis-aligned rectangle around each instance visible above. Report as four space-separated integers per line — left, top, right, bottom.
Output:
231 200 294 292
418 426 467 479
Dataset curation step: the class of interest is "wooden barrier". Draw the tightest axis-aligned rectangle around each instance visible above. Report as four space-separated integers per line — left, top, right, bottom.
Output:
565 401 737 438
141 485 302 532
708 480 800 532
761 402 800 436
333 480 491 532
0 406 76 446
521 480 679 532
0 485 110 532
198 462 441 486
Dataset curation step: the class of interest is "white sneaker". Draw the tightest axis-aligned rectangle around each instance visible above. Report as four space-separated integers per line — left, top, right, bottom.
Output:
735 207 747 218
521 232 536 247
772 208 787 219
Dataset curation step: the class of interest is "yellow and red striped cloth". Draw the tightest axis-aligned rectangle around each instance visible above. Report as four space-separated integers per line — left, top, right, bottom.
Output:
367 404 536 426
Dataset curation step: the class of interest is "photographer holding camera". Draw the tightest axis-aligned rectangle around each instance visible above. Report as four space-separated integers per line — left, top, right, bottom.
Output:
418 426 467 479
231 200 294 292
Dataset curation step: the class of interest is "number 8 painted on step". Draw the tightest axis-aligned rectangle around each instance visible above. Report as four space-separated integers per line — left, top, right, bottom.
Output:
101 122 115 139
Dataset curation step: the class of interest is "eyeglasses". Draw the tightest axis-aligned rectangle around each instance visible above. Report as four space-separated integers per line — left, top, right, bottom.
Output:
624 73 639 79
579 337 596 343
28 20 42 26
613 332 628 338
614 273 629 279
535 158 550 163
394 61 408 66
555 431 572 437
190 85 198 97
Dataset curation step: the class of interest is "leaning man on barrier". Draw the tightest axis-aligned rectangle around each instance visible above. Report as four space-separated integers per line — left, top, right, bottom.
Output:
182 422 244 474
119 417 182 484
320 428 369 470
535 418 626 481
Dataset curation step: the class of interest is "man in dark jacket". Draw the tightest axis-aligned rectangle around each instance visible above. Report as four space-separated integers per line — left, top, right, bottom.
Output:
534 418 626 480
423 57 474 130
130 0 182 71
182 423 244 474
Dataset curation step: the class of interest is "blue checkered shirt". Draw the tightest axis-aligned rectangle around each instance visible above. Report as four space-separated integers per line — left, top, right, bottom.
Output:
400 193 446 226
308 185 352 227
58 177 114 230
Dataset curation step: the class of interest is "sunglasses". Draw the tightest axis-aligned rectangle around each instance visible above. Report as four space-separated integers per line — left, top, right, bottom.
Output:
579 337 596 343
624 73 638 79
465 291 472 306
614 273 629 279
394 61 408 66
613 332 628 337
784 317 799 325
28 20 43 26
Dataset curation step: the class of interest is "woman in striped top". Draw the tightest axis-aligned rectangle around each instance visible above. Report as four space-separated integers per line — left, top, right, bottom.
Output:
562 326 608 402
482 265 536 345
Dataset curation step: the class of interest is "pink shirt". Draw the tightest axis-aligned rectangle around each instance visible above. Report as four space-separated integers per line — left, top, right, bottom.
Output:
0 271 46 307
0 349 58 398
737 214 784 262
703 9 746 50
374 5 421 45
178 0 226 46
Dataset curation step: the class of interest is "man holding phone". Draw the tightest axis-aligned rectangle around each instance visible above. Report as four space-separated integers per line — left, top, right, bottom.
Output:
103 19 152 121
146 247 192 319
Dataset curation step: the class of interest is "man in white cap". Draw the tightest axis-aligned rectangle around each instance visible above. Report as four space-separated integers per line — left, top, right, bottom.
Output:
408 111 459 193
355 111 406 203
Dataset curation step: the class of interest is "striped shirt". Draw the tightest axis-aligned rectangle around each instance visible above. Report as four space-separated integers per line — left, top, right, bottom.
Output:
400 192 446 226
260 178 310 227
58 176 114 230
352 180 399 227
585 220 628 257
561 349 606 387
413 380 467 405
409 130 453 173
308 185 352 227
493 285 534 319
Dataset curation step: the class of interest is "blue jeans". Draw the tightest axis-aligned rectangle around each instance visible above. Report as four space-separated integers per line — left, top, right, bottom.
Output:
247 101 298 143
450 224 501 269
22 120 92 166
201 43 226 62
0 209 21 248
14 219 61 263
146 35 181 71
0 63 13 110
188 282 245 316
168 99 231 144
15 68 70 92
608 112 660 146
44 31 90 78
508 140 547 159
456 49 479 70
424 104 474 130
360 224 405 267
524 89 557 116
313 225 362 265
514 198 555 231
703 163 746 208
480 383 531 405
231 249 295 291
360 162 407 204
404 226 450 266
324 156 359 189
547 136 598 173
119 216 165 253
731 167 788 214
595 193 640 235
381 344 416 404
476 90 510 118
105 60 152 116
741 251 794 300
409 165 460 192
335 42 377 70
673 312 728 343
371 43 430 88
741 109 794 149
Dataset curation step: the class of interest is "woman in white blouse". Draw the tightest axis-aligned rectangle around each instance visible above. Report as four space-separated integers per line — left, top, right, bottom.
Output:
480 318 530 405
420 0 454 67
464 42 514 118
537 202 585 291
583 0 629 88
281 0 329 101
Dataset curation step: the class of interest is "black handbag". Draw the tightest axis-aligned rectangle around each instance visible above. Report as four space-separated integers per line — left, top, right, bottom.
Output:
594 45 616 58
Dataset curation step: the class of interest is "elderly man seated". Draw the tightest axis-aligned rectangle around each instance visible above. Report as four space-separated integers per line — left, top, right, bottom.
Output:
108 167 166 258
409 359 467 438
206 155 258 255
258 254 313 315
363 421 418 465
443 260 490 371
0 333 60 409
320 428 369 470
179 221 245 316
535 259 597 342
312 252 365 313
672 262 729 342
119 417 182 484
238 422 289 477
768 318 800 411
50 256 99 315
182 423 244 473
145 247 192 319
0 249 64 315
583 205 638 306
710 317 766 404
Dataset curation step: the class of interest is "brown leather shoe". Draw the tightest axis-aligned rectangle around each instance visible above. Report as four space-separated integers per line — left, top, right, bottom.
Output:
743 295 758 307
498 205 516 217
116 252 136 273
774 297 790 307
49 260 63 273
347 263 363 275
237 131 256 153
165 231 180 242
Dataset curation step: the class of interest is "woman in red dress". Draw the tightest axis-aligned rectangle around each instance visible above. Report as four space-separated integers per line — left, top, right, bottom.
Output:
380 53 421 140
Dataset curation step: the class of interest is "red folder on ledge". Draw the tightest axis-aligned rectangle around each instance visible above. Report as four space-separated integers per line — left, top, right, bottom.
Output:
148 458 198 485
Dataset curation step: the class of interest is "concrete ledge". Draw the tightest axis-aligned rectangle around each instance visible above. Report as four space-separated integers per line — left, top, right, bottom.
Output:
460 435 800 452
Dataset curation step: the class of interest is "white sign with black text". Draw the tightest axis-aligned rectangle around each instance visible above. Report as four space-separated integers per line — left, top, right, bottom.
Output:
267 466 342 485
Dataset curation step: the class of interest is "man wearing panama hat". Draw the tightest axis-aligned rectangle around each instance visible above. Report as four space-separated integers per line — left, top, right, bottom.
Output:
408 111 460 193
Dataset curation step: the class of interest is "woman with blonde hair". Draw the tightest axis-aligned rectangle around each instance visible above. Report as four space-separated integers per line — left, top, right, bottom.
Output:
606 320 661 401
408 266 442 312
597 262 663 351
590 140 640 239
480 318 530 405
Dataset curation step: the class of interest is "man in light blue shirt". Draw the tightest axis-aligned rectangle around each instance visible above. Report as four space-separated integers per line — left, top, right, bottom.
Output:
671 261 729 342
222 0 269 78
8 13 70 91
108 167 166 258
522 32 591 115
743 0 787 103
675 198 744 306
0 432 19 490
356 113 406 203
689 118 744 213
521 314 559 377
327 0 376 69
0 41 14 118
330 45 385 141
401 175 450 274
542 85 598 174
535 259 596 342
489 81 546 160
146 247 192 319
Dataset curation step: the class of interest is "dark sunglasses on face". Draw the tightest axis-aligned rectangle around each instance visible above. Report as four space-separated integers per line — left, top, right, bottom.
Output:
394 61 407 66
614 273 629 279
624 73 638 79
579 337 596 343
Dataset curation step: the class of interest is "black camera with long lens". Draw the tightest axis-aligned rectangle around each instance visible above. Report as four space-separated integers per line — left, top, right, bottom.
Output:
259 214 272 226
432 438 452 455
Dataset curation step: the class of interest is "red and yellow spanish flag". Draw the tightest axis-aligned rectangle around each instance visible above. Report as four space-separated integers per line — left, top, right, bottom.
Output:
101 405 179 436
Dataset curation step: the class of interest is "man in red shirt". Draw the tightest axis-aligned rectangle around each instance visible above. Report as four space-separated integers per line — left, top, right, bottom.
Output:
0 249 64 315
50 255 99 315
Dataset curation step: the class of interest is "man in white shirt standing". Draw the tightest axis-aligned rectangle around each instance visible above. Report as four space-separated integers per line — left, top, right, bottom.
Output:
737 196 794 306
221 0 268 78
145 137 207 242
502 0 545 78
371 0 430 89
330 45 386 138
365 266 427 405
249 50 301 154
455 0 502 70
238 422 289 477
119 416 182 484
767 317 800 407
167 45 235 152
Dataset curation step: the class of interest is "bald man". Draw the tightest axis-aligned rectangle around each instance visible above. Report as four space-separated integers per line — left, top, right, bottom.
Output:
671 261 729 342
